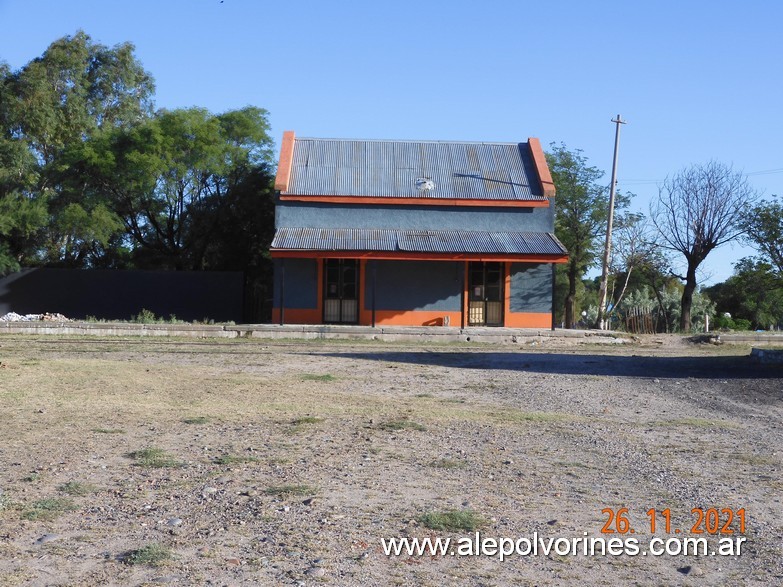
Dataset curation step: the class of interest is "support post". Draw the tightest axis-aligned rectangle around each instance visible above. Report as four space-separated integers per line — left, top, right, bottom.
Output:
551 262 556 331
461 262 466 330
279 259 285 326
371 260 377 328
596 114 626 330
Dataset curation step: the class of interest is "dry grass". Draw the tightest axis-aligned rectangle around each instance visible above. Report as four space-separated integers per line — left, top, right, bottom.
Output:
0 336 776 586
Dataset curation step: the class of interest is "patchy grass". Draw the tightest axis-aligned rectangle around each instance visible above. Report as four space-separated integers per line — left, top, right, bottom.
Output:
129 447 182 469
123 543 172 566
213 454 259 465
291 416 324 425
288 416 325 434
58 481 97 496
379 419 427 432
652 418 739 429
22 498 77 521
418 510 486 532
497 411 574 424
264 484 317 497
301 374 336 382
182 416 210 425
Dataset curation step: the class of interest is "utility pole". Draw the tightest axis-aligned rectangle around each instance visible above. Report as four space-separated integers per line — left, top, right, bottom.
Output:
595 115 626 330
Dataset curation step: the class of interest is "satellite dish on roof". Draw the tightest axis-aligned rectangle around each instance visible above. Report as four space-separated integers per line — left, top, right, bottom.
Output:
415 177 435 192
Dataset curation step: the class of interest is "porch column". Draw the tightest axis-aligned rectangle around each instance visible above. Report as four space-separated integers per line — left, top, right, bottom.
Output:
550 262 556 331
371 260 377 328
279 259 285 326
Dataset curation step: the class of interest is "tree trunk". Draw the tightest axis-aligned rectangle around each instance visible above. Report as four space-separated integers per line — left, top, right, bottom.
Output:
565 262 578 328
680 262 697 332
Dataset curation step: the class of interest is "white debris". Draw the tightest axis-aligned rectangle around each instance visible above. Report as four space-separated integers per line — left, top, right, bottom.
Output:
0 312 70 322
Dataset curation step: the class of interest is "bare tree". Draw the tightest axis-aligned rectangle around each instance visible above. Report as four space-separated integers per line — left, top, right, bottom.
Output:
606 213 664 321
650 161 758 331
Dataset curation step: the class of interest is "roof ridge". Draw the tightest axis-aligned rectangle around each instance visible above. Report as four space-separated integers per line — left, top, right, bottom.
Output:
296 137 528 146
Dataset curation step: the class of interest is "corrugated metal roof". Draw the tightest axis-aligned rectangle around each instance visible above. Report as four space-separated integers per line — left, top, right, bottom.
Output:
283 138 546 201
271 228 567 255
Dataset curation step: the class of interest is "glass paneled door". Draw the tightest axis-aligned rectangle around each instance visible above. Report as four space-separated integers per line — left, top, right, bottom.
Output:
468 262 503 326
324 259 359 324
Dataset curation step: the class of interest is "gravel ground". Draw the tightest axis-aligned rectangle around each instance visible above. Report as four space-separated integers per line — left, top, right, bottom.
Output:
0 335 781 586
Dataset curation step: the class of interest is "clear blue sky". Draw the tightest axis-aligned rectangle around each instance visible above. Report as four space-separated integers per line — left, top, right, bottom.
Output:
1 0 781 284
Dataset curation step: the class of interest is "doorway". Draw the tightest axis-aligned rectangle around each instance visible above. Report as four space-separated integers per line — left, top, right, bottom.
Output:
323 259 359 324
468 262 503 326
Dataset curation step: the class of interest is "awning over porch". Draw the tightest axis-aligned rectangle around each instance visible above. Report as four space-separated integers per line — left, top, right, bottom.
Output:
270 228 568 262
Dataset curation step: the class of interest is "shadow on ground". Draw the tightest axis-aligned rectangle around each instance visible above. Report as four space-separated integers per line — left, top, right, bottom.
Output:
321 350 782 381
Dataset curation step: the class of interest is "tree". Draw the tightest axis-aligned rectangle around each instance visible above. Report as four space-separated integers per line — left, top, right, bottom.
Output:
650 161 759 331
75 106 274 270
547 144 627 328
704 259 783 330
739 198 783 274
604 212 666 323
0 31 155 268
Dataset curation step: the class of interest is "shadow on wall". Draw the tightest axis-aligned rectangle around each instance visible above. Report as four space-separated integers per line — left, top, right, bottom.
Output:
320 350 783 383
0 268 244 322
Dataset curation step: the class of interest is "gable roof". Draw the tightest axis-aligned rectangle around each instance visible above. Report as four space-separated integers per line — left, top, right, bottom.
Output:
275 133 555 204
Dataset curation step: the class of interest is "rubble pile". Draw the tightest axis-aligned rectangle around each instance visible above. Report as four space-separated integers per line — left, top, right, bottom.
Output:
0 312 71 322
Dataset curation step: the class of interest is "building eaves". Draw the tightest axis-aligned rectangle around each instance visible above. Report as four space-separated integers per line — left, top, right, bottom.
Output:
271 228 567 256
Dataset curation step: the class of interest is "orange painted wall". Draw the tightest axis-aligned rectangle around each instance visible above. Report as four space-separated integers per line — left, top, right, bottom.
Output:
365 310 464 327
271 308 323 324
504 312 552 328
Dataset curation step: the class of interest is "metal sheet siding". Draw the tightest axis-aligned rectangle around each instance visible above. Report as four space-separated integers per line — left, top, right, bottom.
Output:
284 138 547 202
272 228 566 255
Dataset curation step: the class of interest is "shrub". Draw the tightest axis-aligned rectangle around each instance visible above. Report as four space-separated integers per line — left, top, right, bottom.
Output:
418 509 485 532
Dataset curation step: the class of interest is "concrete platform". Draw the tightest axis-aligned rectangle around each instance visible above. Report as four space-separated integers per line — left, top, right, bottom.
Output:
2 320 781 346
0 320 622 344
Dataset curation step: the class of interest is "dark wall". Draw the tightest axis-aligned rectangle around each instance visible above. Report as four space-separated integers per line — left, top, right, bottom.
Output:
509 263 551 313
365 260 462 311
272 258 318 309
0 268 243 322
276 202 554 232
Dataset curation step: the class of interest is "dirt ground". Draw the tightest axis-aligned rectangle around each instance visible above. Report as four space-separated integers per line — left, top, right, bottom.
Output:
0 334 781 586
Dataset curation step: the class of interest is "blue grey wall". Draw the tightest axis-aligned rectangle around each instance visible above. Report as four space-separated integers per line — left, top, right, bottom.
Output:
273 258 318 308
509 263 552 313
364 261 462 311
276 201 554 232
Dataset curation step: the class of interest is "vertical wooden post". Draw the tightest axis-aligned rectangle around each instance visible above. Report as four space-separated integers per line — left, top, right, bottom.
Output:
279 259 285 326
371 260 377 328
461 262 466 330
551 263 556 331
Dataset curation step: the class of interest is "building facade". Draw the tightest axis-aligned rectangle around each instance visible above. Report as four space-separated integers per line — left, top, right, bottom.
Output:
270 132 567 328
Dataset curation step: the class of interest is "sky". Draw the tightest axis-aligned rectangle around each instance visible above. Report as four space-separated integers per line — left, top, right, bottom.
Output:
1 0 781 285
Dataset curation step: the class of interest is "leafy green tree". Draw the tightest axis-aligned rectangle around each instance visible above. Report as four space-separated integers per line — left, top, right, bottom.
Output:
75 106 274 270
704 259 783 330
0 63 47 271
651 161 759 331
739 198 783 274
547 143 628 328
0 31 155 268
5 31 154 165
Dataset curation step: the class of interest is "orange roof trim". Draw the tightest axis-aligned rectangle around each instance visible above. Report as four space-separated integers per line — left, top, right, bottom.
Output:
278 195 550 208
528 137 556 198
274 130 296 192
